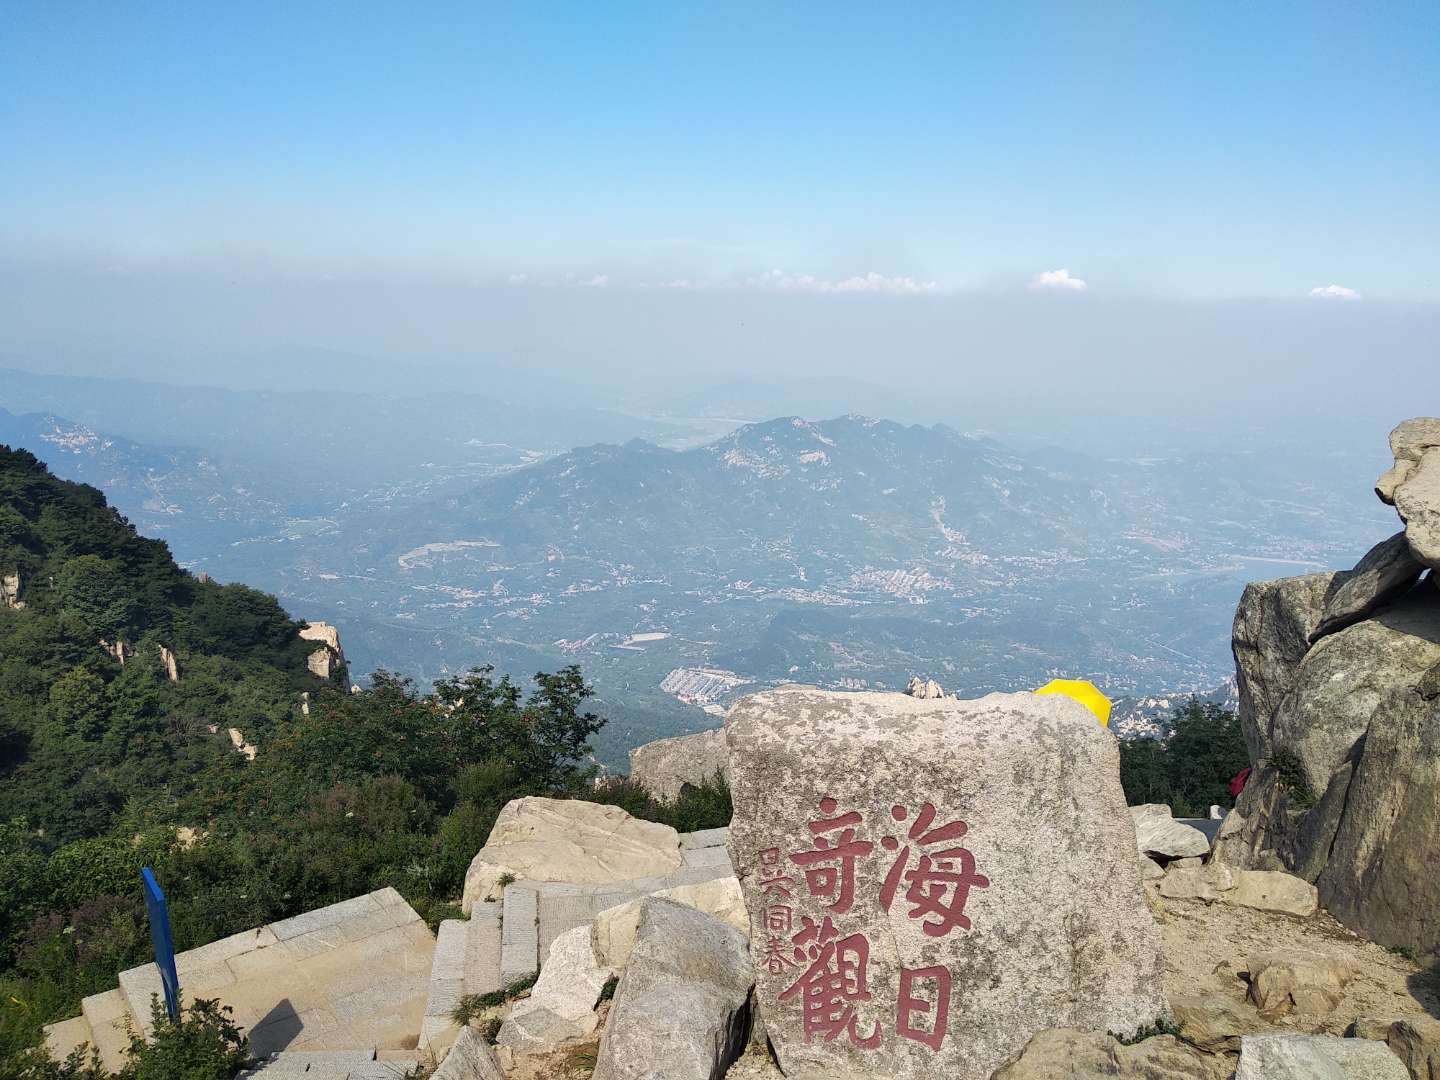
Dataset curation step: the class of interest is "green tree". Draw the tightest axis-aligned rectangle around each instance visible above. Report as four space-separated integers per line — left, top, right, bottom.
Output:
55 556 136 641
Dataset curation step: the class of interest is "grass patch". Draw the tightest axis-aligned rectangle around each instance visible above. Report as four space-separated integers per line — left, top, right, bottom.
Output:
599 974 619 1002
1266 749 1316 809
452 971 540 1025
1112 1018 1181 1045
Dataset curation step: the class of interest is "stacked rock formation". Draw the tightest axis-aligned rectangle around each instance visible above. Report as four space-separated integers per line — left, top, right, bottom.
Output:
1214 417 1440 960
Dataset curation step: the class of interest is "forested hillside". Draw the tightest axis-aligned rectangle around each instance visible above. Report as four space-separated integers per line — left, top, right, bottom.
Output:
0 448 711 1077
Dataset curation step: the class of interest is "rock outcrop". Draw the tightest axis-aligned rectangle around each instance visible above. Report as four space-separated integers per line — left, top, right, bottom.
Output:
1377 417 1440 570
726 686 1168 1080
299 621 348 687
1214 421 1440 960
904 674 946 698
1 571 23 609
461 797 684 913
591 897 753 1080
628 728 729 802
157 644 179 683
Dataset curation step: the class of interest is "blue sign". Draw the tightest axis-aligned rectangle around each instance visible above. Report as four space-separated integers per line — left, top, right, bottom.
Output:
141 867 180 1022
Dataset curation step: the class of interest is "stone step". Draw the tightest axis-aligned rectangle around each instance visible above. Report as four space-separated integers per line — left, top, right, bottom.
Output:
418 919 467 1053
42 1014 95 1068
464 900 503 997
498 883 539 985
237 1047 377 1075
79 987 135 1073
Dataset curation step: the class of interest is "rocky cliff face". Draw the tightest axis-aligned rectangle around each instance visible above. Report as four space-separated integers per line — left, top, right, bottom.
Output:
299 620 349 687
1 571 23 609
1215 418 1440 961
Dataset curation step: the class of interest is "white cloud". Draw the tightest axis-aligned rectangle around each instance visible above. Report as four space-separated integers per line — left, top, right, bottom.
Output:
507 272 528 284
747 268 938 294
582 274 609 288
1028 268 1088 292
1309 283 1361 301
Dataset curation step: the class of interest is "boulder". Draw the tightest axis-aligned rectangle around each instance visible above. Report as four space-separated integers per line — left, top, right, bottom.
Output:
1312 532 1426 643
628 728 730 803
1137 855 1164 882
1158 861 1236 902
1246 950 1358 1018
496 925 614 1055
461 797 684 912
1377 418 1440 570
991 1028 1229 1080
591 875 747 970
905 675 946 699
1231 573 1344 763
1235 1034 1408 1079
1223 870 1317 916
1317 684 1440 957
1269 596 1440 798
1130 804 1212 859
1171 993 1267 1053
591 897 753 1080
1384 1017 1440 1080
432 1025 506 1080
725 687 1168 1080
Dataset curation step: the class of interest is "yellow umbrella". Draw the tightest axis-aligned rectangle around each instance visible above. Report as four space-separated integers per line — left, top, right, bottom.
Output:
1033 678 1111 726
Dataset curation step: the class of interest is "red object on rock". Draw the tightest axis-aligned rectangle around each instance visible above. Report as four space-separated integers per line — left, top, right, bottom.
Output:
1228 766 1252 798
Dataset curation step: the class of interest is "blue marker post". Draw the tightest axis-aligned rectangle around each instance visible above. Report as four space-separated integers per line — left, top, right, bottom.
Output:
140 867 180 1023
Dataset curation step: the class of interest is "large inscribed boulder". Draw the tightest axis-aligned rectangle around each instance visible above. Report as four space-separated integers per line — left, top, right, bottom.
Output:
461 797 683 912
725 687 1168 1080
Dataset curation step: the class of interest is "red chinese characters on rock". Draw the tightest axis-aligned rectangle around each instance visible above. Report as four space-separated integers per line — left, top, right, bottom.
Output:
879 801 990 937
757 797 988 1056
788 797 875 914
778 916 883 1047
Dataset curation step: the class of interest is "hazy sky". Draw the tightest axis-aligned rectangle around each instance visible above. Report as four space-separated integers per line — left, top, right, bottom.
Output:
1 2 1437 422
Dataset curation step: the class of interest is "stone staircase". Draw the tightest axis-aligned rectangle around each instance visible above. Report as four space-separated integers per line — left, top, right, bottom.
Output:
416 827 734 1055
43 833 734 1074
237 1048 420 1077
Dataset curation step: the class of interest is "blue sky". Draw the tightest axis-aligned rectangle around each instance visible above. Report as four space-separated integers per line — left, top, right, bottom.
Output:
1 2 1437 301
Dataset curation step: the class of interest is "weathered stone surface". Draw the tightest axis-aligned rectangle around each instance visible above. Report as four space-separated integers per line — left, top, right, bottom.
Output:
1317 685 1440 958
1235 1033 1408 1079
1270 596 1440 797
1223 870 1317 916
991 1028 1230 1080
432 1025 506 1080
1312 533 1427 643
497 926 613 1055
1378 418 1440 570
1384 1017 1440 1080
1232 572 1343 763
1171 993 1267 1053
726 687 1168 1080
591 875 747 970
461 797 683 912
591 898 753 1080
628 728 730 802
1 571 24 609
1246 950 1358 1018
1131 803 1212 858
1158 861 1236 901
905 675 945 699
1138 855 1164 881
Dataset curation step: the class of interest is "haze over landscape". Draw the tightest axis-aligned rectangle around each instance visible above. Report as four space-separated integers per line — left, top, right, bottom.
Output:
3 3 1437 762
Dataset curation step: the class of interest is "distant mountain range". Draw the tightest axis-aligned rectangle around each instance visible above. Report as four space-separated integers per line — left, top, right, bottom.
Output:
0 374 1396 765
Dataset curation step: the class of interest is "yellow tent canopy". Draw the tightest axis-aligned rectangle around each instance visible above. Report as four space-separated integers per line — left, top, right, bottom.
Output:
1033 678 1111 726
